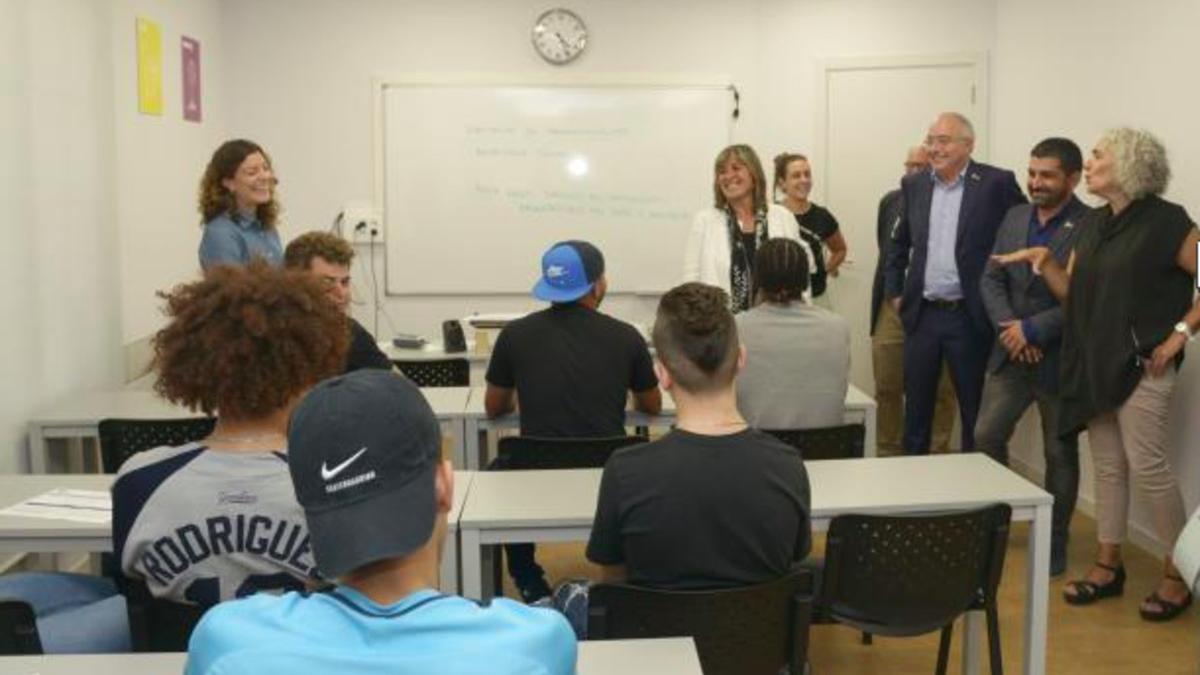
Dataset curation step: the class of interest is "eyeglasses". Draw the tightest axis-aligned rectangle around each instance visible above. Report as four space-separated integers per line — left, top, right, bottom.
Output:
925 135 966 148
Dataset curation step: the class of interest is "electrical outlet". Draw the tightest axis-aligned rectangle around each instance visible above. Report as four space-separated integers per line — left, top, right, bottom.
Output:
343 203 383 244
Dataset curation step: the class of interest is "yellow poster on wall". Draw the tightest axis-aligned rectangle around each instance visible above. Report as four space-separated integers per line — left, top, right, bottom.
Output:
135 17 163 115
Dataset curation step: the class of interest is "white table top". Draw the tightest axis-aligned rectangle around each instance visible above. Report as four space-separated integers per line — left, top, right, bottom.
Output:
383 341 489 363
0 638 701 674
30 386 473 427
0 471 475 551
459 453 1050 530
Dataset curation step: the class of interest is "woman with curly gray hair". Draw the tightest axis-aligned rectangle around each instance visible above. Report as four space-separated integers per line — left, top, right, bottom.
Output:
994 128 1200 621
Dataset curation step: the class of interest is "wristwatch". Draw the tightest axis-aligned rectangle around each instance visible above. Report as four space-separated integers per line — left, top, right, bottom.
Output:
1173 321 1195 341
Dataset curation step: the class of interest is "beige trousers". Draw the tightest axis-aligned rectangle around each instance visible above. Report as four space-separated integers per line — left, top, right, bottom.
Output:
872 302 958 456
1087 369 1188 546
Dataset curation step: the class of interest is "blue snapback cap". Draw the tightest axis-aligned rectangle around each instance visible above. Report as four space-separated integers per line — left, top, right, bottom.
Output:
532 240 605 302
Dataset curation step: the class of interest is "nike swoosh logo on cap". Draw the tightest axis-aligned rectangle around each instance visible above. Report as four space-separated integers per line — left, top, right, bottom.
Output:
320 447 369 481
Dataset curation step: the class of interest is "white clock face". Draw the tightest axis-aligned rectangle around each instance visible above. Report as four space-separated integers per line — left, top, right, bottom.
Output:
532 8 587 65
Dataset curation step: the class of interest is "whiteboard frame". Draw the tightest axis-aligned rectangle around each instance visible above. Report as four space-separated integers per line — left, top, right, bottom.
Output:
371 75 736 296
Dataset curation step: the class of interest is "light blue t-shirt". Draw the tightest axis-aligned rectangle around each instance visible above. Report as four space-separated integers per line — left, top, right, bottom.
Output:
185 587 577 675
198 212 283 270
923 168 966 300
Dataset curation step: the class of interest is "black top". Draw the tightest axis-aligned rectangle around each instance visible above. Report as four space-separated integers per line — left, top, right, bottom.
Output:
586 428 812 590
345 318 393 373
739 231 758 271
796 203 840 240
1059 194 1197 435
793 204 838 298
485 304 658 437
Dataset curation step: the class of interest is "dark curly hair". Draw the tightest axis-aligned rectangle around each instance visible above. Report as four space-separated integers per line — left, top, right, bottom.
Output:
652 282 739 393
198 139 280 229
153 261 348 419
284 231 355 270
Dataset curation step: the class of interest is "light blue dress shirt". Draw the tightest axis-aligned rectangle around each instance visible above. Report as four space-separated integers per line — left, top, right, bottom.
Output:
198 212 283 270
922 168 966 300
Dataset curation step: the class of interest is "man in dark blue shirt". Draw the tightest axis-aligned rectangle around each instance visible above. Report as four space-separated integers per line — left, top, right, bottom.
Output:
976 137 1089 576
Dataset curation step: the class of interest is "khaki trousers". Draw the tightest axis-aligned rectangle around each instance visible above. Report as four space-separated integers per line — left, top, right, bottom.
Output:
1087 369 1187 546
872 302 958 456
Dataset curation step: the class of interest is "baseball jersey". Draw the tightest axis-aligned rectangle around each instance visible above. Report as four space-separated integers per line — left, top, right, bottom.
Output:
112 443 316 606
185 587 577 675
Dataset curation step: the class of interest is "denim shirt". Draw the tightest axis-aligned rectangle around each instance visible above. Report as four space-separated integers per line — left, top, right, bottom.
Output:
922 167 966 300
198 212 283 269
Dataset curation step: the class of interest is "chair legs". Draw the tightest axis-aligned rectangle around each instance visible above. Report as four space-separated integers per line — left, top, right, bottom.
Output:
936 623 953 675
986 605 1003 675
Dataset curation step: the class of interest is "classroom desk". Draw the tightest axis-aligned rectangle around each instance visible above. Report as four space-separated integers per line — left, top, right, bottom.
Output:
27 387 473 475
457 453 1052 675
460 383 878 469
0 472 476 595
0 637 702 674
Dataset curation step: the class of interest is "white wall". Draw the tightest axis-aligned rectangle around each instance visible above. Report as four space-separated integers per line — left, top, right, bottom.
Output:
220 0 999 338
994 0 1200 552
0 0 123 472
112 0 227 344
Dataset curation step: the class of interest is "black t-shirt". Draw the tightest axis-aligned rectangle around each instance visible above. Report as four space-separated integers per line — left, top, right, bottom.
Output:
586 428 812 590
794 205 838 298
344 318 394 373
485 304 658 437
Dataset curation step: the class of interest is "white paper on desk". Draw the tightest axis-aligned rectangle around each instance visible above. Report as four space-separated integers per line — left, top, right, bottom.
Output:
0 488 111 524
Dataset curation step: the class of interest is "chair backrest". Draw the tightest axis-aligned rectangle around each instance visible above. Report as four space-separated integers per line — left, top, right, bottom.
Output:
495 435 647 470
97 417 217 473
123 581 209 652
817 503 1012 637
588 568 813 675
0 600 42 655
392 358 470 387
762 423 865 460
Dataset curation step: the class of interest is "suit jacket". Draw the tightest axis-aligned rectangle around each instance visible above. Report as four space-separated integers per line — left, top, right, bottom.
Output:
980 197 1088 391
884 161 1026 336
871 188 903 335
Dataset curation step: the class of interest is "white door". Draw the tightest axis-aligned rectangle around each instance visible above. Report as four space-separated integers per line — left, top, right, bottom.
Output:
818 54 988 394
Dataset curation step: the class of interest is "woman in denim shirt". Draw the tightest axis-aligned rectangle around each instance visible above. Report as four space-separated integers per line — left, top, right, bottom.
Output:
198 139 283 270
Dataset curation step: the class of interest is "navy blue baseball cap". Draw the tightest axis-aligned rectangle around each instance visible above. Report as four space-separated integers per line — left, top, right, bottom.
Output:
531 240 605 302
288 370 441 578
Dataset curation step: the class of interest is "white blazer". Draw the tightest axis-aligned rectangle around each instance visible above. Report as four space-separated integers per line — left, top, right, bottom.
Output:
682 203 815 298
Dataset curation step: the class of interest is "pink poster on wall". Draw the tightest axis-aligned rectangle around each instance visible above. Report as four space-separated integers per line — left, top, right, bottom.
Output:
181 36 201 122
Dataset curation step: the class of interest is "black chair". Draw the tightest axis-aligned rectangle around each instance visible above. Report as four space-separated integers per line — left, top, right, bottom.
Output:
815 503 1012 675
495 435 647 470
392 358 470 387
0 600 42 655
588 568 814 675
97 417 217 474
762 423 865 461
123 580 209 652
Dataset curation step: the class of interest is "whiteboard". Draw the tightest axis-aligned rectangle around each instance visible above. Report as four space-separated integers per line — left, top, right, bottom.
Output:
381 83 734 295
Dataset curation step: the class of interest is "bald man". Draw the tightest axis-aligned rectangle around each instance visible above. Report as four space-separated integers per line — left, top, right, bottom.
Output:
884 113 1025 454
872 146 958 455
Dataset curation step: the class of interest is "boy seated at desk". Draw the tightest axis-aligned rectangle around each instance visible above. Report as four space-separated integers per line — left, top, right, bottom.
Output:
545 282 813 636
186 370 576 675
0 263 347 652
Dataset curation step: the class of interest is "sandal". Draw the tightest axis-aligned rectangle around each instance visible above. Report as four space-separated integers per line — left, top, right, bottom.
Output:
1063 561 1125 605
1139 574 1194 622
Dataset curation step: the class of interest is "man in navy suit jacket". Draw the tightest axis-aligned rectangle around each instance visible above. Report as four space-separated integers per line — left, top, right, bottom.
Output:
884 112 1025 453
975 138 1088 575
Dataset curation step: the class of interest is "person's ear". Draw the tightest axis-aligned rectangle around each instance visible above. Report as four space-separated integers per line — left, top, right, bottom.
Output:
434 459 454 513
653 359 673 391
735 343 747 375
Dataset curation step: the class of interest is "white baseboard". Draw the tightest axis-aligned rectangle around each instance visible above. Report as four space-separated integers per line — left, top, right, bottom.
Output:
1009 455 1169 559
